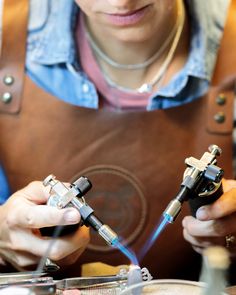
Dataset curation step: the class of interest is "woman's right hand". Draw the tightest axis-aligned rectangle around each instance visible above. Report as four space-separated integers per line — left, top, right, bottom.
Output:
0 181 90 271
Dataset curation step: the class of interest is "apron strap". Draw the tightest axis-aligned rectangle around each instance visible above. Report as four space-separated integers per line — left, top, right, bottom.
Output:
0 0 29 114
207 0 236 134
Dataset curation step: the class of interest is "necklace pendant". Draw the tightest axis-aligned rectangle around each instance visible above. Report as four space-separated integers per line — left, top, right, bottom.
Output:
138 84 152 94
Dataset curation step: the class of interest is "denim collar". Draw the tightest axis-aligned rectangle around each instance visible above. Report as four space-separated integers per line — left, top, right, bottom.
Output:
27 0 78 65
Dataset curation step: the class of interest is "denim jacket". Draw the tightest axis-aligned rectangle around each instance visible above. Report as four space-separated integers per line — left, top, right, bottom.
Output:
0 0 231 203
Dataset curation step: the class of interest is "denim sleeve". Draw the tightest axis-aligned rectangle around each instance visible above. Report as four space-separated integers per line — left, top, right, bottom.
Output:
0 165 11 205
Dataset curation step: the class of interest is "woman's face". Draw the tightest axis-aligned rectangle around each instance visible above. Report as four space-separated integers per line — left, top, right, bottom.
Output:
74 0 176 42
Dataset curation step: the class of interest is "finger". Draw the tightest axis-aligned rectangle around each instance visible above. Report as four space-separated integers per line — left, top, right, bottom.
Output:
0 229 55 265
0 227 87 260
222 178 236 192
183 228 223 248
0 249 39 271
48 226 90 261
14 180 71 204
182 216 216 236
182 214 236 237
0 229 55 258
196 188 236 221
7 205 81 228
14 181 50 204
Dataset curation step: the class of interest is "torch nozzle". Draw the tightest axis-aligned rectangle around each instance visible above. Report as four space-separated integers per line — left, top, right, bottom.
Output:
98 224 119 246
85 213 119 246
163 198 182 223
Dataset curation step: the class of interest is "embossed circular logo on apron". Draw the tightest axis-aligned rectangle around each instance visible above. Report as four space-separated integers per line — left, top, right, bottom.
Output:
71 165 147 252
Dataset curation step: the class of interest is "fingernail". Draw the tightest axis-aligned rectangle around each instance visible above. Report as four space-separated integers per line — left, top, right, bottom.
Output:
64 209 79 223
196 207 209 220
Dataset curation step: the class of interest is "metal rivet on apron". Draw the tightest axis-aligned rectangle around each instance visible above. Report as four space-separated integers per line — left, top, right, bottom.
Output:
214 112 225 124
3 75 14 86
216 93 226 105
1 92 12 104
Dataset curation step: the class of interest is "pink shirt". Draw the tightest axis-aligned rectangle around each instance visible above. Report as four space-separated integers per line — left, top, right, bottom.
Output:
76 13 150 110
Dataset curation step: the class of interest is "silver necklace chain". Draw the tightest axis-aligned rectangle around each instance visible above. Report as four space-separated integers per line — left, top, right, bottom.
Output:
85 16 182 71
98 0 185 94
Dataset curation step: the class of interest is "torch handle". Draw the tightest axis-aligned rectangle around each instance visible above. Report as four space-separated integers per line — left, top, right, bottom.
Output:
188 183 223 217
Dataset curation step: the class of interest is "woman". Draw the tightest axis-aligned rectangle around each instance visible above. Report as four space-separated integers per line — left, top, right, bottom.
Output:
0 0 235 282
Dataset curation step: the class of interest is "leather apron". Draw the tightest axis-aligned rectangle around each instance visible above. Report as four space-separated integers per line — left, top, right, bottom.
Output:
0 0 236 281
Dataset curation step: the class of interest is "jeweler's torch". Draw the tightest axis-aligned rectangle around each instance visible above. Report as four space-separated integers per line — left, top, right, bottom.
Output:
163 145 224 223
42 175 118 246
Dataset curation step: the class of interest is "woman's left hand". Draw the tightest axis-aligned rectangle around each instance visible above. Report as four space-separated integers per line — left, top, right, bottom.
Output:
182 178 236 255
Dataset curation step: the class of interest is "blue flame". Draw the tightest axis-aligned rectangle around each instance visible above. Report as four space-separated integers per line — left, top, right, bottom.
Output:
138 216 169 261
113 215 170 265
113 240 139 265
